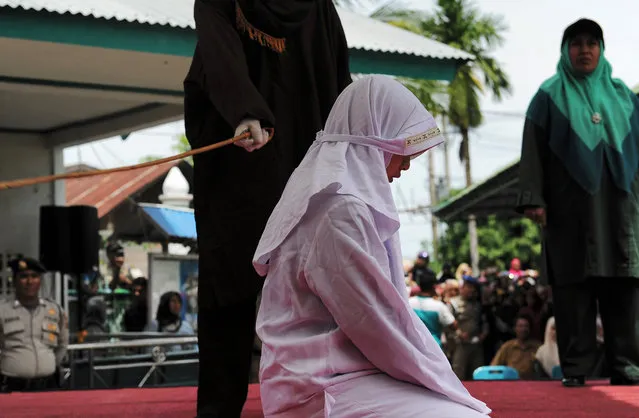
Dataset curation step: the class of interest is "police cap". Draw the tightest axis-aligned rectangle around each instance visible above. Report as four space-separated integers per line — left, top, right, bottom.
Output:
8 257 46 276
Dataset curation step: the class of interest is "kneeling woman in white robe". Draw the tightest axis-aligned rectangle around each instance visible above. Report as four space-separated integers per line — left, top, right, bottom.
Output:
253 75 491 417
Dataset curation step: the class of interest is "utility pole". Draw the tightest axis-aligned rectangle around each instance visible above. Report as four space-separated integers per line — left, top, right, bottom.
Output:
442 116 452 191
460 130 480 275
428 150 438 257
468 215 479 274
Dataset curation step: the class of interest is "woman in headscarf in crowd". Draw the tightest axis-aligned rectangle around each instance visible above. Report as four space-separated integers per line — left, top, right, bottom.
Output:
516 18 639 387
438 262 456 283
508 258 523 278
443 278 461 304
252 76 490 417
535 317 560 378
146 291 197 352
403 259 420 297
442 278 462 362
122 277 149 332
518 288 546 341
80 296 109 355
83 296 108 335
456 263 472 281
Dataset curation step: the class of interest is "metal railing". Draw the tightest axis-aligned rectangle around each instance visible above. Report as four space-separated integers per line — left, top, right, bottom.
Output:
66 335 199 389
78 332 196 341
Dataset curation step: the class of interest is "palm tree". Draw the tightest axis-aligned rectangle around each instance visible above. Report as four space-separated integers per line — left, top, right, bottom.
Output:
374 0 510 186
374 0 511 271
401 79 448 117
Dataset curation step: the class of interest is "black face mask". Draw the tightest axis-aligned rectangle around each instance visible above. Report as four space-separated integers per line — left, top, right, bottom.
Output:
236 0 316 38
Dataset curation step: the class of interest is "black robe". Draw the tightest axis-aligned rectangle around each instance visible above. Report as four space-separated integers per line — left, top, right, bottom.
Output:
184 0 352 308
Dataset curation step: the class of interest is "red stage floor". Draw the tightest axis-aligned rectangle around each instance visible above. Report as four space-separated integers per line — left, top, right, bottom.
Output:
2 381 638 417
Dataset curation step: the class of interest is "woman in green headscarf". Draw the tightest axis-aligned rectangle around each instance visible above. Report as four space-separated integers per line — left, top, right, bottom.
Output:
516 18 639 388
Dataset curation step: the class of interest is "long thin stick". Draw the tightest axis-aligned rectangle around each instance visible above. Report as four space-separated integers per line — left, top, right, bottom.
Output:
0 129 274 190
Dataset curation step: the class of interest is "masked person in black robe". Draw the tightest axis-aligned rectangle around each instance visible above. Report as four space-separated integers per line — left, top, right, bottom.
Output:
184 1 352 416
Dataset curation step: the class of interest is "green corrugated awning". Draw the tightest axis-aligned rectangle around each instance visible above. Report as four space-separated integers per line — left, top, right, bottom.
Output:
0 2 473 82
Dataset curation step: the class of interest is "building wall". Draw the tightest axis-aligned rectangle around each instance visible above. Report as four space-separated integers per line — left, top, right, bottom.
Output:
0 134 61 259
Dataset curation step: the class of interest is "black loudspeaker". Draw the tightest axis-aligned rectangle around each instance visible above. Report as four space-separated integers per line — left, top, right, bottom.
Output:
68 205 100 275
39 205 100 275
40 206 72 273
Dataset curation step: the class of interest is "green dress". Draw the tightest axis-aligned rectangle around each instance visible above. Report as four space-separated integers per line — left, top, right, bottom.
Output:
516 120 639 286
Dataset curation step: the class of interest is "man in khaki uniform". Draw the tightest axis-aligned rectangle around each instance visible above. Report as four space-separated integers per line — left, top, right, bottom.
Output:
0 257 68 392
450 276 489 380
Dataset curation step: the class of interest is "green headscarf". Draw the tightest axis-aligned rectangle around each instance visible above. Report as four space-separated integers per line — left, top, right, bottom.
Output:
526 41 639 194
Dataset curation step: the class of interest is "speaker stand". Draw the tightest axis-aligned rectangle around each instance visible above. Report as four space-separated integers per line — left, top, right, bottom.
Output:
75 272 85 333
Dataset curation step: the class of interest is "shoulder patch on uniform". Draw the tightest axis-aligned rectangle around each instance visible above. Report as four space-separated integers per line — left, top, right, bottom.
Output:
44 298 62 310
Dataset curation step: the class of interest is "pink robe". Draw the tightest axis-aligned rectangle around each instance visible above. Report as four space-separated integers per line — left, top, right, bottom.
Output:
256 194 491 417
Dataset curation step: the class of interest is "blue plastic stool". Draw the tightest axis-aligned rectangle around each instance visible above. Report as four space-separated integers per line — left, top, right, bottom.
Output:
551 365 563 380
473 366 520 381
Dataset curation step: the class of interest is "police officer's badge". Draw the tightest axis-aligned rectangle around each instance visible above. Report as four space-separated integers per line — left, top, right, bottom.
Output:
18 260 27 270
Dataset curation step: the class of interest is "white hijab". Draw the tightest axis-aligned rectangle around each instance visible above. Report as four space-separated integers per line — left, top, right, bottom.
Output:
535 317 560 376
253 75 444 275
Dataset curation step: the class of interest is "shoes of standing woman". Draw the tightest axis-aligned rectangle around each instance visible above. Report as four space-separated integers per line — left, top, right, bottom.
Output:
562 376 585 387
562 375 639 386
610 376 639 386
